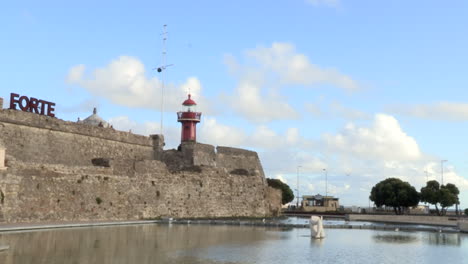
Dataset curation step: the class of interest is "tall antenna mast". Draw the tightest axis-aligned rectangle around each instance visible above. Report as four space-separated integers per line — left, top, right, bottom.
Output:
154 24 173 135
160 24 167 135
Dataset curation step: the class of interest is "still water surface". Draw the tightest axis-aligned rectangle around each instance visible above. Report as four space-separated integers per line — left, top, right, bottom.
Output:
0 223 467 264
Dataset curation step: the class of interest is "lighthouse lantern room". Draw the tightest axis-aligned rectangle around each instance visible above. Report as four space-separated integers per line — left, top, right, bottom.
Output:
177 94 201 142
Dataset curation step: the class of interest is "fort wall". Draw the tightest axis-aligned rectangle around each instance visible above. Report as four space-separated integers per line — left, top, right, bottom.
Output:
0 107 281 222
0 110 154 166
0 159 275 222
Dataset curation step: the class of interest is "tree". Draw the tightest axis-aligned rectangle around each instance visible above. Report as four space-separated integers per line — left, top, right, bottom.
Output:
444 183 460 215
465 208 468 216
420 180 441 215
267 178 294 205
420 180 459 216
369 178 419 215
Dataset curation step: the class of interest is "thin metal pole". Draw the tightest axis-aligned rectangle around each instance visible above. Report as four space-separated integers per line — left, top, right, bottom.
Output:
441 160 447 185
296 166 301 208
323 168 328 197
160 24 167 135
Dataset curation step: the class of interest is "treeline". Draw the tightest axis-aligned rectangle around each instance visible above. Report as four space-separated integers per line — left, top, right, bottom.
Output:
370 178 461 215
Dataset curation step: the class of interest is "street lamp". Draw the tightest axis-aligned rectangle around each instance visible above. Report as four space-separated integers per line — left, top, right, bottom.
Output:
441 160 447 185
323 168 328 197
296 165 301 208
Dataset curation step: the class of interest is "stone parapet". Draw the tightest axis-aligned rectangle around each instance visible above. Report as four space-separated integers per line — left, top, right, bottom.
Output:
0 109 154 166
0 109 152 146
346 214 461 227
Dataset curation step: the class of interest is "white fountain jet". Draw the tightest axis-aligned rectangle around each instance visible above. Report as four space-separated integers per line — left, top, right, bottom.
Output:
310 216 325 239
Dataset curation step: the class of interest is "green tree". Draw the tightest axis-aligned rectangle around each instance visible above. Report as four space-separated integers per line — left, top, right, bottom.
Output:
420 180 459 216
369 178 420 215
444 183 460 215
267 178 294 205
420 180 441 215
465 208 468 216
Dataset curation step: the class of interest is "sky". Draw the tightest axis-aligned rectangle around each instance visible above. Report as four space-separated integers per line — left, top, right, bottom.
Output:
1 0 468 208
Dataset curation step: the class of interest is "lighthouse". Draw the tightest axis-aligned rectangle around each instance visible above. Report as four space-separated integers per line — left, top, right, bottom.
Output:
177 94 201 142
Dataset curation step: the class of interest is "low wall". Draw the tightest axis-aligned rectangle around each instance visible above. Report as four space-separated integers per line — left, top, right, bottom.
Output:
459 221 468 232
346 214 461 227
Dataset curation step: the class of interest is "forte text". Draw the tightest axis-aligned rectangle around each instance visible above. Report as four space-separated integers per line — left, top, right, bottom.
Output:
9 93 56 117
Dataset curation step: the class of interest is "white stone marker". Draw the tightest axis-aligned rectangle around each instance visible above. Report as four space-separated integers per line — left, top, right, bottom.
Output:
310 216 325 239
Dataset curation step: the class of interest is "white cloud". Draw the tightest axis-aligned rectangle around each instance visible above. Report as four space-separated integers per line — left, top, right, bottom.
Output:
321 114 422 161
107 115 179 148
245 43 359 91
224 42 360 123
388 102 468 122
67 64 85 83
275 174 288 184
229 79 299 123
286 128 300 145
67 56 213 114
198 117 246 147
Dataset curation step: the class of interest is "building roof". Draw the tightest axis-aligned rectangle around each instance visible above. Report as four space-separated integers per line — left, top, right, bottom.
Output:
182 94 197 106
79 108 109 127
303 194 339 200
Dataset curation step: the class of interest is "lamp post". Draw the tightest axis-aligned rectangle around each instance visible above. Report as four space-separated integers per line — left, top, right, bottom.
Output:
323 168 328 197
441 160 447 185
296 166 301 209
424 170 429 183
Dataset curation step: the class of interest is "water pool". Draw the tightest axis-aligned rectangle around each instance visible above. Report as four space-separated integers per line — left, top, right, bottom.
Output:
0 224 466 263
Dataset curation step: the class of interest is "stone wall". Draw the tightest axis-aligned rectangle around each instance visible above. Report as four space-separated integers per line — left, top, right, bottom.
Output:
216 146 265 177
0 109 155 166
0 159 272 223
0 107 281 222
161 143 265 179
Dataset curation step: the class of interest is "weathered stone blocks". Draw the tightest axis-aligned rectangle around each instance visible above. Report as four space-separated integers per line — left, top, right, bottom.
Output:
0 108 281 223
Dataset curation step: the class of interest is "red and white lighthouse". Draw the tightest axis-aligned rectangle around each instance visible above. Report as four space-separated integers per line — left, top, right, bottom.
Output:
177 94 201 142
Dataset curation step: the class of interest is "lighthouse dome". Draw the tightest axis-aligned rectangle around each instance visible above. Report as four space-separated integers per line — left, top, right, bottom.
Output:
182 94 197 106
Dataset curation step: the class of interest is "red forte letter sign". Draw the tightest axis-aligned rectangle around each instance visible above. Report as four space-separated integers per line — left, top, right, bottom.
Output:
9 93 56 117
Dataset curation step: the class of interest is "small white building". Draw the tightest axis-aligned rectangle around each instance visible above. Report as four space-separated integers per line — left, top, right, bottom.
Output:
301 194 340 212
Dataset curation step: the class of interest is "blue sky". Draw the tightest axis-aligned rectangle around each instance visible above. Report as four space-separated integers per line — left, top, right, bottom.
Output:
2 0 468 208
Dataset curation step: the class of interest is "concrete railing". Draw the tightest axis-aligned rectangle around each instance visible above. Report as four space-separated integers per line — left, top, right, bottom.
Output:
458 220 468 232
346 214 461 227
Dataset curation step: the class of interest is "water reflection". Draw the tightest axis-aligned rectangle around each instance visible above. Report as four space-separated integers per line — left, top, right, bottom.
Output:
0 225 278 264
372 231 463 247
0 225 467 264
427 233 462 246
309 237 325 247
373 234 419 244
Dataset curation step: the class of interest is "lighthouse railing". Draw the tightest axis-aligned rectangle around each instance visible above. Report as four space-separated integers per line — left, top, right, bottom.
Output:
177 112 201 120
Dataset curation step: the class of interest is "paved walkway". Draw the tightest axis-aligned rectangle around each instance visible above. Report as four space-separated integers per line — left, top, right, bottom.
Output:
0 220 161 232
